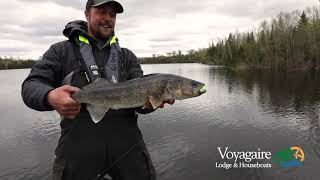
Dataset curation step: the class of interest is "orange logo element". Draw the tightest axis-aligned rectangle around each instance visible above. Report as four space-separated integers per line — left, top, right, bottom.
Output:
290 146 304 162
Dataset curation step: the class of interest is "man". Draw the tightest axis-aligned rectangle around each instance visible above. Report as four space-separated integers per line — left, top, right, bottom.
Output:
21 0 174 179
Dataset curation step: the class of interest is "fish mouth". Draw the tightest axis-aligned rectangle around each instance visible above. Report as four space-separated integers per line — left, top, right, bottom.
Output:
199 85 206 95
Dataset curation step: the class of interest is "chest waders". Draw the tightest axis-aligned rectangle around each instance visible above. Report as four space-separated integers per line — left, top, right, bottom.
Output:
61 35 148 180
61 35 123 123
78 35 120 83
61 35 120 85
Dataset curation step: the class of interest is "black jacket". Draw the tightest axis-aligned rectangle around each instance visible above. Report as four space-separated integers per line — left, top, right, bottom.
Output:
21 20 157 180
21 20 144 111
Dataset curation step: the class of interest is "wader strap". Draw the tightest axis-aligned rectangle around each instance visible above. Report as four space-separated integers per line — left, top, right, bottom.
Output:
105 36 121 83
78 35 120 83
79 35 100 82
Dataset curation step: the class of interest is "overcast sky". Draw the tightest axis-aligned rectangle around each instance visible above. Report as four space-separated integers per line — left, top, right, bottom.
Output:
0 0 319 59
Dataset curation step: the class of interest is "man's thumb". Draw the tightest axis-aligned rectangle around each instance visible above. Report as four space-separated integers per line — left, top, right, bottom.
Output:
63 85 81 93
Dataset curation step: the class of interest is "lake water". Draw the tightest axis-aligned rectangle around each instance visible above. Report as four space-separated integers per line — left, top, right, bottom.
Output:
0 64 319 180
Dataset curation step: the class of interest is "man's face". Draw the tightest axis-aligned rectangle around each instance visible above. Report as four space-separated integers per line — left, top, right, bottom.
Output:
85 3 117 41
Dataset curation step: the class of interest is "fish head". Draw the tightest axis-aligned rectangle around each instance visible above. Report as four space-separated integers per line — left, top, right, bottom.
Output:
172 78 206 99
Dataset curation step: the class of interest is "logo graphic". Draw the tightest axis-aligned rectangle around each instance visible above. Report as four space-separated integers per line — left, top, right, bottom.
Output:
273 146 304 168
215 147 272 169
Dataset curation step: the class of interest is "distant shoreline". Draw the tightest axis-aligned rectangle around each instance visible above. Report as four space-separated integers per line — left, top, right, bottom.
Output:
0 61 317 72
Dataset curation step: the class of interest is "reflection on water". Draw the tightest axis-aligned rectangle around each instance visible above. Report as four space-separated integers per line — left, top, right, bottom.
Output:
0 65 319 180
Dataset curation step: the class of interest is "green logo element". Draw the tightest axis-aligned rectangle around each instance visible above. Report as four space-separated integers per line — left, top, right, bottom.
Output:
273 146 304 168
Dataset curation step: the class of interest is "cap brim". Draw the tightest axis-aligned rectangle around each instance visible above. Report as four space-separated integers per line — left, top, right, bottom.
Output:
92 1 124 13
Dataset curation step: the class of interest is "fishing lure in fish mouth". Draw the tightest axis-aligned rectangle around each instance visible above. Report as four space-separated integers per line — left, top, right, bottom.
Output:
199 85 206 94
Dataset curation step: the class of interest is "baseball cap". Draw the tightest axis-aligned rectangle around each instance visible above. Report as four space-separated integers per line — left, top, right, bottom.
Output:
86 0 124 13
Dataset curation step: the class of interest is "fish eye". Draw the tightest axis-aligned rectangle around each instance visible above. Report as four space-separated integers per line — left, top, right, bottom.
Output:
191 81 198 87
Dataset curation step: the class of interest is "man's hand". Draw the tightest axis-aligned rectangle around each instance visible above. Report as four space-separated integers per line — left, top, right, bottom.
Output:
47 85 81 120
144 99 175 110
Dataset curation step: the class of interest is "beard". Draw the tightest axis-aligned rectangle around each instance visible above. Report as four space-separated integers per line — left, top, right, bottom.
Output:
94 31 110 42
89 24 114 42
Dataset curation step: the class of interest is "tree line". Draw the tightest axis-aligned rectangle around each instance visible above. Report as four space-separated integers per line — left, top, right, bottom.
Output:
0 57 36 70
140 6 320 71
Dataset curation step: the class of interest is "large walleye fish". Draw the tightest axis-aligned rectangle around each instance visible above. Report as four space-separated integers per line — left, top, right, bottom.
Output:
71 73 206 123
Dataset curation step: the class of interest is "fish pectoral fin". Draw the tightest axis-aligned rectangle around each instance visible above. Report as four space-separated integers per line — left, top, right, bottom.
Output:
86 104 109 123
149 96 163 109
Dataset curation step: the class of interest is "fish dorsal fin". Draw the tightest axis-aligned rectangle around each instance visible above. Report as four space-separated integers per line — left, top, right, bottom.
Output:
86 104 109 123
149 95 163 109
141 73 161 78
83 78 113 90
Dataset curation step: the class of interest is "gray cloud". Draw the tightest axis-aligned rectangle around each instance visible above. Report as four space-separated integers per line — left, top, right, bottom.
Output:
214 0 316 20
21 16 69 37
18 0 85 10
0 47 29 53
19 0 211 18
2 24 61 37
150 43 180 49
1 0 319 58
149 37 180 43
